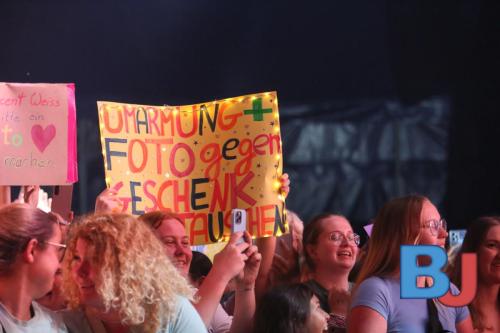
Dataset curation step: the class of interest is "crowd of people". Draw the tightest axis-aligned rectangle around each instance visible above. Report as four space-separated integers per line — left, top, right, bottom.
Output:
0 183 498 332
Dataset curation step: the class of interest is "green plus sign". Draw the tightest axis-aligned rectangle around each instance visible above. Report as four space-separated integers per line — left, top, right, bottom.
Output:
244 98 272 121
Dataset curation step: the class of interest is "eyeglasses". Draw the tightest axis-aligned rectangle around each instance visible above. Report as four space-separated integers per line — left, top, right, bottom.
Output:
328 231 361 246
422 219 447 236
44 241 67 262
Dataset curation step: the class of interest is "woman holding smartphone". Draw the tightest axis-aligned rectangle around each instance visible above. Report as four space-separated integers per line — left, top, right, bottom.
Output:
140 211 261 333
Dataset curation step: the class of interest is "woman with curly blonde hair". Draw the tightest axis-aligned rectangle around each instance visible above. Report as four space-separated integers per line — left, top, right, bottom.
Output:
61 213 206 333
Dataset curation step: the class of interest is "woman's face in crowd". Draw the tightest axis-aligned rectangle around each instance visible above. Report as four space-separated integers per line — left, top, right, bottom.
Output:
418 200 447 247
311 216 358 271
477 225 500 285
304 295 329 333
71 238 102 308
155 218 192 277
288 212 304 254
32 223 63 299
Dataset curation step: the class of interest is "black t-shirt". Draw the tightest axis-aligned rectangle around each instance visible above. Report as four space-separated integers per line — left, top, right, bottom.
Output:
304 279 330 313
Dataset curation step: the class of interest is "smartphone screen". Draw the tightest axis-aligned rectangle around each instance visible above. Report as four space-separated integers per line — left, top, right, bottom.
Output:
231 208 247 243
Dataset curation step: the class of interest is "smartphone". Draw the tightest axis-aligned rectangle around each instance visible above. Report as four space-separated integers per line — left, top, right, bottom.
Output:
51 185 73 222
231 208 247 244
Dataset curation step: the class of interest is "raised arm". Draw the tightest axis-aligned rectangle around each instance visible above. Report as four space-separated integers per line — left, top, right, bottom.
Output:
194 232 249 326
347 306 387 333
230 232 261 333
95 186 122 213
255 173 290 302
254 236 276 302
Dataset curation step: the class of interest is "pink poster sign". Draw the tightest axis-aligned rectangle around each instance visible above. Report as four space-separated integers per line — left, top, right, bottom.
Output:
0 83 78 185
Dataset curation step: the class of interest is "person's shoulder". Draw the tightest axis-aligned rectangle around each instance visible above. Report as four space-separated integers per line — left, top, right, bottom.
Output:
59 308 93 333
31 302 62 322
174 295 194 312
33 301 61 318
358 276 395 290
32 302 68 332
353 276 397 306
351 276 394 320
165 296 207 333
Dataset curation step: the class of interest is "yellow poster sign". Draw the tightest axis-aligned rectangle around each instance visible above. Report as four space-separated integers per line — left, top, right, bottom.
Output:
97 91 286 245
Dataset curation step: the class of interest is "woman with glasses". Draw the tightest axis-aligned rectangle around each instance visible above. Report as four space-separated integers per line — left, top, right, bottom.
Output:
348 195 474 333
302 213 360 332
0 203 68 332
448 216 500 332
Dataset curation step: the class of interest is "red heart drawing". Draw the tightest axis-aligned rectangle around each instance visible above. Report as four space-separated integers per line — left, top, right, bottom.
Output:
31 124 56 153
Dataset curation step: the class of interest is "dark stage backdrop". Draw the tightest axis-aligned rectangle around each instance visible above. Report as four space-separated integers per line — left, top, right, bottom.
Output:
1 0 499 232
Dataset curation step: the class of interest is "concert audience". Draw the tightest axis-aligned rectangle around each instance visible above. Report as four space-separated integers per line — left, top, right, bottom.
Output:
3 177 499 333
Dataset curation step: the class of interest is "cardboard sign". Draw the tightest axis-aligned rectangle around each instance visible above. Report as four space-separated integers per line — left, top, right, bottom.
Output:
98 91 286 245
0 83 78 185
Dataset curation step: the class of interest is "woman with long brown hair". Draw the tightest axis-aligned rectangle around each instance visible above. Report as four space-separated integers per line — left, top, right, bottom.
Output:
0 203 68 332
448 216 500 332
302 213 360 331
348 195 473 333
